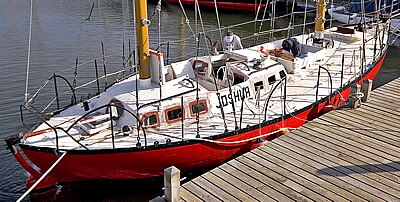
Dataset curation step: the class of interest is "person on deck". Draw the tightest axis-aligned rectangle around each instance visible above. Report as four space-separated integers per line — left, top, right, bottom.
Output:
223 31 243 51
281 37 302 57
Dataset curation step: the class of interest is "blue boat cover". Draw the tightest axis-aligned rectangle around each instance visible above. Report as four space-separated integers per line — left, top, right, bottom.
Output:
350 0 399 13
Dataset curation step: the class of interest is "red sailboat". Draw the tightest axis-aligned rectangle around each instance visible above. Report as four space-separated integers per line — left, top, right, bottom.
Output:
6 0 390 193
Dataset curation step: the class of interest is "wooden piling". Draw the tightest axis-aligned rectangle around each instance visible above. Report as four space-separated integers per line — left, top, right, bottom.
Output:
164 166 180 202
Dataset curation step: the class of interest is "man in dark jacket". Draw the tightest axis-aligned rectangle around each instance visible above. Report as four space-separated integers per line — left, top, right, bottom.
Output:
282 38 302 57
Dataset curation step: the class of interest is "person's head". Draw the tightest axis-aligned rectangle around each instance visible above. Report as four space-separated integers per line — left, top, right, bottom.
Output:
227 31 233 36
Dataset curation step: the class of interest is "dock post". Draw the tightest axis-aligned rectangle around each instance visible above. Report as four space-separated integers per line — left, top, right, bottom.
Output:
348 84 361 109
361 79 373 102
164 166 180 202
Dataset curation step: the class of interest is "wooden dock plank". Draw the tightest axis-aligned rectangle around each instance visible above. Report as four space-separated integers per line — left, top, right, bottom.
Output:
366 91 400 107
227 159 311 201
331 108 400 145
345 105 400 131
219 163 291 201
182 181 221 202
273 138 398 201
180 187 203 202
372 91 400 103
210 167 275 201
201 172 257 201
362 100 400 121
299 125 400 179
279 132 400 198
302 121 400 173
236 154 331 201
243 151 348 201
366 94 400 111
323 110 400 146
292 125 400 179
307 119 400 162
286 129 400 193
360 103 400 122
376 80 400 92
252 148 365 201
259 142 381 201
319 112 400 154
372 85 400 96
192 176 239 201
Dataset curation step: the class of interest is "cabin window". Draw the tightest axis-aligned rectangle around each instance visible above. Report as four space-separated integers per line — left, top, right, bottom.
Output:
254 81 264 91
268 75 276 85
279 70 286 79
165 106 185 124
141 112 160 128
189 100 208 117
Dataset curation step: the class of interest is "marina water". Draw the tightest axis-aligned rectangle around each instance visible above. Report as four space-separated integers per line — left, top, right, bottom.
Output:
0 0 399 200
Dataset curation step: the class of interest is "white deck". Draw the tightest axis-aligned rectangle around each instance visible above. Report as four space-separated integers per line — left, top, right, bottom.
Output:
23 25 388 150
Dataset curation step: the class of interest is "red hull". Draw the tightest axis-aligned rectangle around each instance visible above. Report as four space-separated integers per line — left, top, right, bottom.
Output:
18 51 386 190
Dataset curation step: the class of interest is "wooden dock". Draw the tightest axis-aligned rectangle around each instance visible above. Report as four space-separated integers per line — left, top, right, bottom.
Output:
179 78 400 201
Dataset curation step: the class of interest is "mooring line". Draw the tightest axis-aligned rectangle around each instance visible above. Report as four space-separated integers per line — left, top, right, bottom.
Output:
17 151 67 202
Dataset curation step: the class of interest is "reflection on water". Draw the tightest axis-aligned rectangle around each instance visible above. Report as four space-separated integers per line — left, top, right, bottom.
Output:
30 179 164 201
0 0 399 201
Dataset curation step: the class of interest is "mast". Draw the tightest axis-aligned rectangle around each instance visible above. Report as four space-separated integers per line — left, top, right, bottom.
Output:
314 0 326 44
134 0 151 87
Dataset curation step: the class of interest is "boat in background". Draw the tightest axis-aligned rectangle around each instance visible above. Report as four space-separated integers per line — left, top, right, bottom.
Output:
328 0 400 35
5 0 390 196
163 0 297 13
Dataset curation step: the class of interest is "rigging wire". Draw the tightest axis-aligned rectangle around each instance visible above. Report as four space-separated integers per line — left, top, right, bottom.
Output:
122 0 126 78
213 0 224 49
257 0 271 42
132 0 141 144
301 0 308 43
177 0 197 38
195 0 200 137
270 0 276 39
156 0 163 107
287 0 297 37
253 0 263 44
195 7 214 50
329 0 334 29
24 0 33 103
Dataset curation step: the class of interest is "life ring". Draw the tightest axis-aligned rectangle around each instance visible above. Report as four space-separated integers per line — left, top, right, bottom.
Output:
105 98 124 120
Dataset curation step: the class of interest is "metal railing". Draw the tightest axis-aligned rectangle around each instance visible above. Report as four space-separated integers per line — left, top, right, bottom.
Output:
21 102 147 153
315 66 333 104
263 77 287 121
